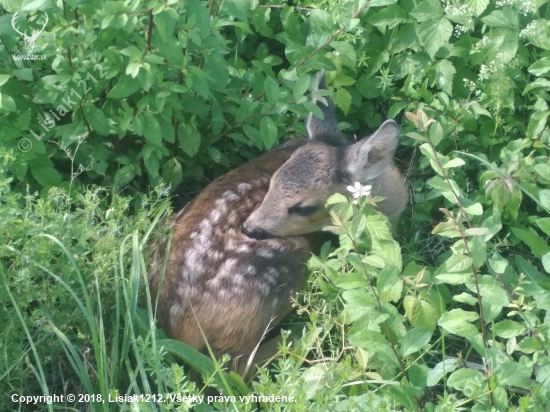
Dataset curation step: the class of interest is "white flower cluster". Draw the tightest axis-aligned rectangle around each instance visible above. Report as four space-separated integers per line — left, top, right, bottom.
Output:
453 24 467 38
496 0 537 15
463 78 476 92
470 36 490 54
478 57 505 82
520 21 542 39
441 0 470 16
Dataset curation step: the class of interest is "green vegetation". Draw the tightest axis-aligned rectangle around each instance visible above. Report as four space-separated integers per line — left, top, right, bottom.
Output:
1 0 550 410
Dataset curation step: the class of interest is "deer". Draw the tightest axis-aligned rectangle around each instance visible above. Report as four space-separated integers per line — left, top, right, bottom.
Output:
150 71 408 376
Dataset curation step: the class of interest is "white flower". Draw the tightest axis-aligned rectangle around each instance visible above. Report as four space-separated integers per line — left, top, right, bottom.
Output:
347 182 372 199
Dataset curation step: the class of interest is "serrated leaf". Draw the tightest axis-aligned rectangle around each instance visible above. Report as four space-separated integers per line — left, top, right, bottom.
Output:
31 166 62 187
403 295 438 330
410 0 442 22
179 124 201 157
400 328 432 357
333 88 351 115
465 0 489 16
376 266 402 302
511 226 550 257
438 309 479 337
523 19 550 51
434 59 456 95
260 116 278 149
417 18 453 58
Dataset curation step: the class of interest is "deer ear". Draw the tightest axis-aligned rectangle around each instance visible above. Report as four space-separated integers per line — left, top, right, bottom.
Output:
306 71 343 145
345 120 400 182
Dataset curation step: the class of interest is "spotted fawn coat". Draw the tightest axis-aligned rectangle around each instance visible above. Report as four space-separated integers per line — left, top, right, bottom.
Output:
150 72 408 372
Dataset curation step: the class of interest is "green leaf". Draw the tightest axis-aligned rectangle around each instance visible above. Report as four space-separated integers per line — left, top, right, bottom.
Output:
260 116 278 150
511 226 550 257
221 0 249 21
142 113 162 146
334 272 369 289
445 254 473 273
447 368 484 392
523 19 550 51
264 76 280 105
542 252 550 274
492 320 526 339
417 18 453 58
434 59 456 95
427 359 459 387
84 106 109 136
489 252 508 273
376 266 402 302
403 295 439 331
539 189 550 211
293 75 311 101
537 217 550 236
428 122 444 146
465 0 489 16
482 9 518 28
438 309 479 337
31 166 62 187
179 124 201 157
410 0 442 22
107 75 142 99
162 158 182 190
0 93 16 111
400 328 432 357
333 88 351 115
310 9 334 34
467 275 510 307
498 362 532 389
528 57 550 77
0 74 10 86
388 102 408 119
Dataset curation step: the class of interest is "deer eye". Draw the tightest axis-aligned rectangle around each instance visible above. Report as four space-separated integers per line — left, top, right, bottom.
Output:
288 205 318 217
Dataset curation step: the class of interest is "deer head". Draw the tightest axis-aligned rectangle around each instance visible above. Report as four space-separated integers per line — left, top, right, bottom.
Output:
242 72 400 239
12 11 48 54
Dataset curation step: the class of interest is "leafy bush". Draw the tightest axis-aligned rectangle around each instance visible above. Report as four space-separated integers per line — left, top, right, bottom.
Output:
2 0 550 410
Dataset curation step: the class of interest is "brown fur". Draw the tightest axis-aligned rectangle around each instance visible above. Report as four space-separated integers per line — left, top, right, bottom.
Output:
150 72 408 375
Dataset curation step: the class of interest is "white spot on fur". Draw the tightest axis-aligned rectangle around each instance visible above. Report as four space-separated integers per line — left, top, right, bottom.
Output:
245 265 256 275
223 190 239 200
209 208 223 224
236 244 251 253
257 248 275 258
237 182 252 193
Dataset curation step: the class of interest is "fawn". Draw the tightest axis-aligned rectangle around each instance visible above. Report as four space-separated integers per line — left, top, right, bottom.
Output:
150 72 408 374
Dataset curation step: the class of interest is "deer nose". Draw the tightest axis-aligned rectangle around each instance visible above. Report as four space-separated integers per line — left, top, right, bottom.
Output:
241 221 274 240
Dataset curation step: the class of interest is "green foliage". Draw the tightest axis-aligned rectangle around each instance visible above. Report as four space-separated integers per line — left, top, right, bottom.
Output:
2 0 550 410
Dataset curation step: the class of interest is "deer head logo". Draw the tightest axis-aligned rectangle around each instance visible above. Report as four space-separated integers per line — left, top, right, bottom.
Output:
11 11 48 54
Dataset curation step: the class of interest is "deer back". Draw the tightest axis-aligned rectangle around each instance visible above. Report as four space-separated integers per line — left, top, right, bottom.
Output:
150 71 408 369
